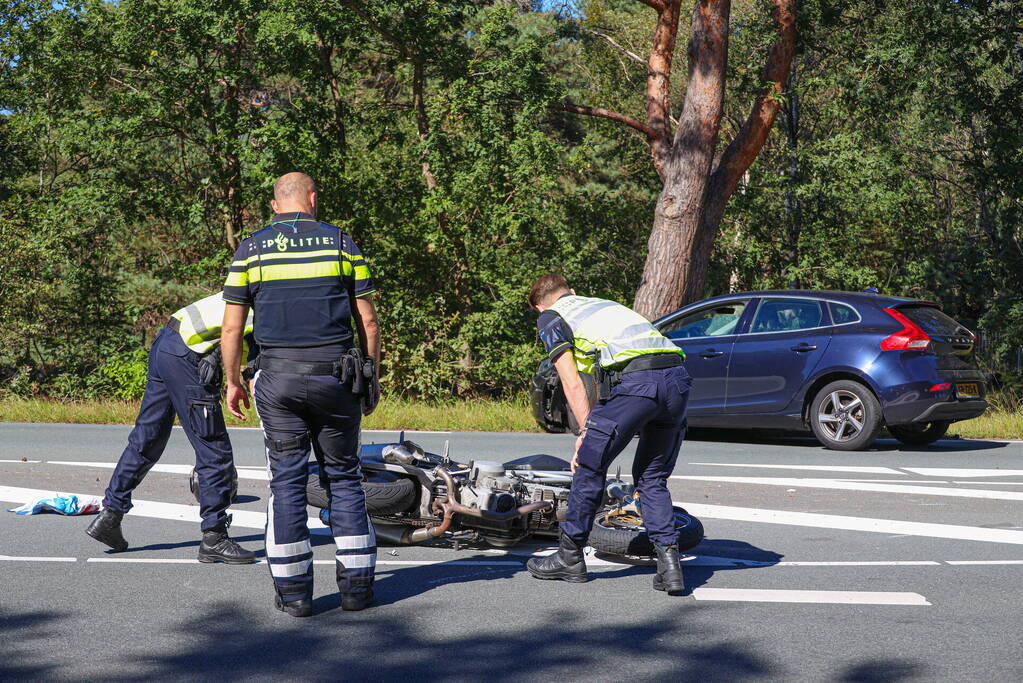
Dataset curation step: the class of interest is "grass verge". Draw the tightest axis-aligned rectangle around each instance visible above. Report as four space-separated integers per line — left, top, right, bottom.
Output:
0 396 541 433
947 411 1023 441
0 397 1018 439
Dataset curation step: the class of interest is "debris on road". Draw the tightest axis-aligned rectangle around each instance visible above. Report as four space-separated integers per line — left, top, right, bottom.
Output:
7 494 101 516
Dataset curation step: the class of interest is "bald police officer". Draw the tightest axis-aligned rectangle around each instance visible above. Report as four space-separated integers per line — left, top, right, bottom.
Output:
525 274 691 594
86 294 257 564
222 172 380 617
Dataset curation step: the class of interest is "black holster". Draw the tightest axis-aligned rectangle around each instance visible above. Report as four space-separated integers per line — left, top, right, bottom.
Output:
197 346 224 387
336 348 379 415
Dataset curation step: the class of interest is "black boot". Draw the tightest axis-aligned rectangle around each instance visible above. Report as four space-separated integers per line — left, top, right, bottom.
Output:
85 509 128 552
198 520 257 565
652 543 685 595
526 532 588 583
275 586 313 618
341 589 374 612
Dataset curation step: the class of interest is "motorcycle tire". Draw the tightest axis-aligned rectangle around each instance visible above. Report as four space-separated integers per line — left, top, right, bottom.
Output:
306 472 417 516
588 505 704 557
189 466 238 503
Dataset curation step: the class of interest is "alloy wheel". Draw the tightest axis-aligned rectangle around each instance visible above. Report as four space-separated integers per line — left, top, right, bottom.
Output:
817 389 865 443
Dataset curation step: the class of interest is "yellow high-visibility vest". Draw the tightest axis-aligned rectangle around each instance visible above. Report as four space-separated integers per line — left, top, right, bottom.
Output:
548 295 683 375
170 293 255 354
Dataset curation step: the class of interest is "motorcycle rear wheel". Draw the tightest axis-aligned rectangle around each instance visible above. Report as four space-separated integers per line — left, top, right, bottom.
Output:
306 472 417 515
588 505 703 557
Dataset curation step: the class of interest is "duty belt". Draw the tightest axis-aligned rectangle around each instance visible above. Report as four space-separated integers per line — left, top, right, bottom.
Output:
253 357 338 376
596 352 683 400
619 352 683 373
251 349 369 396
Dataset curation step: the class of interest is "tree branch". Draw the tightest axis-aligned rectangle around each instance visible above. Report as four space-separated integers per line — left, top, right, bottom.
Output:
559 103 659 140
644 0 682 178
635 0 667 11
588 29 646 66
336 0 405 55
707 0 796 202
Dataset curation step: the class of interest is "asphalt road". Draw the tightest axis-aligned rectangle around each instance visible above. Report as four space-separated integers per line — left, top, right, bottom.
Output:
3 422 1023 681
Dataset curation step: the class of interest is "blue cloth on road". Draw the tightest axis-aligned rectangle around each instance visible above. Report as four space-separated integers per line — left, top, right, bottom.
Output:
8 494 101 516
102 325 235 532
562 365 692 547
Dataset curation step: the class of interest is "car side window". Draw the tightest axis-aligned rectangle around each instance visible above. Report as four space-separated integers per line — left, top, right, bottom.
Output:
750 299 823 333
659 302 748 339
829 302 860 325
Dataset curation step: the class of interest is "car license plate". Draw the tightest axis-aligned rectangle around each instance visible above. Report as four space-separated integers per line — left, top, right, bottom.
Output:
956 383 980 399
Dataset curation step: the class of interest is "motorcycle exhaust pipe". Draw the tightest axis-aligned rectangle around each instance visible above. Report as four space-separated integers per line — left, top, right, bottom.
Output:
373 504 457 545
442 500 553 522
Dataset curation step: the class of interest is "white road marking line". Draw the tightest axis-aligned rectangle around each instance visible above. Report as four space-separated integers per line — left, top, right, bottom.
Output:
691 588 930 605
53 556 1023 568
4 483 1022 549
823 479 952 484
0 485 298 530
672 476 1023 502
88 558 203 564
678 501 1023 545
0 459 42 463
904 468 1023 478
952 481 1023 486
688 462 902 475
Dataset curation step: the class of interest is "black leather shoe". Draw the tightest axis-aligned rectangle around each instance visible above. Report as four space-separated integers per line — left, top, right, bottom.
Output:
85 509 128 552
652 543 685 595
274 593 312 617
526 532 588 583
198 525 257 565
341 589 374 612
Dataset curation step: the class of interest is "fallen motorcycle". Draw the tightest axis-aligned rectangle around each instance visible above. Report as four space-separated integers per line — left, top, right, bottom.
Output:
192 438 703 557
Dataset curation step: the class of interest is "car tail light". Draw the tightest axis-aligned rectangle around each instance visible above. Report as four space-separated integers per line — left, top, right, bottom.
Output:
881 308 931 350
928 382 951 392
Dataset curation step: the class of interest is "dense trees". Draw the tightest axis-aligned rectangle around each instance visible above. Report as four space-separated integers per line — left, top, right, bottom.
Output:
0 0 1020 399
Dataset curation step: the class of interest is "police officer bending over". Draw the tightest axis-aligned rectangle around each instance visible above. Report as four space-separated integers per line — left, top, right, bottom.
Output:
525 274 692 595
221 172 381 618
86 294 257 564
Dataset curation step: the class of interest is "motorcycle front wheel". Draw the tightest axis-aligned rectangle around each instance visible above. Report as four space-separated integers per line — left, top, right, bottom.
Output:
588 505 704 557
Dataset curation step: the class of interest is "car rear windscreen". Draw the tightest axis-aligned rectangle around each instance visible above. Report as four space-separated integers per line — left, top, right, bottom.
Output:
898 305 969 338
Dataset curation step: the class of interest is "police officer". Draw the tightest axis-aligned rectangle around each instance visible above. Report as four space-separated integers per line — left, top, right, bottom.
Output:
221 172 380 618
86 293 257 565
525 274 691 595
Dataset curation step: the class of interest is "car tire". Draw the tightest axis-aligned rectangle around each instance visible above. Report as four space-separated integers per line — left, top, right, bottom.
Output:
809 380 883 451
565 372 599 435
888 421 951 446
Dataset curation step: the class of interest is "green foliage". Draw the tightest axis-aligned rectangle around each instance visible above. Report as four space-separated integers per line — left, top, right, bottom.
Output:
99 347 151 400
1 0 1021 399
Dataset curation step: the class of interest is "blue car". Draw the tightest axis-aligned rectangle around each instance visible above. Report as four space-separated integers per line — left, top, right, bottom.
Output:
531 290 988 450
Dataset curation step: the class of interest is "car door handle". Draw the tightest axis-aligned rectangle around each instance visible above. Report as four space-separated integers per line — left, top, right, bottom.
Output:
700 349 725 358
791 344 818 352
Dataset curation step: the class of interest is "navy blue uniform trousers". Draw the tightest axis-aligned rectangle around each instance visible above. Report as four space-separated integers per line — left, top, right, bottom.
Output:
253 370 375 603
562 365 692 547
103 326 234 531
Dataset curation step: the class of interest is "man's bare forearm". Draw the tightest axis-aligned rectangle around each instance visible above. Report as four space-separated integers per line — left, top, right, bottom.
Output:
221 303 248 386
354 296 381 365
555 353 590 430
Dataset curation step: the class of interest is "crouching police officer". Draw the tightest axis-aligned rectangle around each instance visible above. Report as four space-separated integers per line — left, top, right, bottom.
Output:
86 293 257 564
222 172 381 618
525 274 692 595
